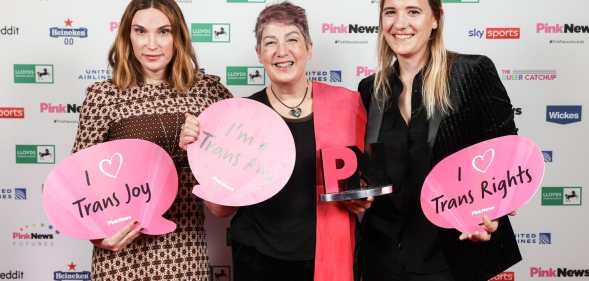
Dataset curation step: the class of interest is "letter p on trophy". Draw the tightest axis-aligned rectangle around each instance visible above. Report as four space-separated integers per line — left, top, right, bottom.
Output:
319 144 393 202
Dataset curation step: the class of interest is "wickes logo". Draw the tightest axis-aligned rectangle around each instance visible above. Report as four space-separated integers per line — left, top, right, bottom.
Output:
530 267 589 278
537 23 589 33
546 105 582 124
321 23 379 34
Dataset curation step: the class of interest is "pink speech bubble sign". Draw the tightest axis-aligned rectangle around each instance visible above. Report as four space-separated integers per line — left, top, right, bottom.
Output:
420 135 545 233
42 139 178 240
189 98 296 206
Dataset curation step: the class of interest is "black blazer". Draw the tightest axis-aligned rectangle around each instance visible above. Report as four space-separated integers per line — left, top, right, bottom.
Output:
358 53 522 281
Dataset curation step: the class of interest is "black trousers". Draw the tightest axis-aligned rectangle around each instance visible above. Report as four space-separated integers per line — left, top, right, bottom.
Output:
358 226 454 281
232 241 314 281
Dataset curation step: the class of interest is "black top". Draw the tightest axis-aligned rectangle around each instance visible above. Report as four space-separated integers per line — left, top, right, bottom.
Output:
230 89 317 261
366 65 449 272
359 54 522 281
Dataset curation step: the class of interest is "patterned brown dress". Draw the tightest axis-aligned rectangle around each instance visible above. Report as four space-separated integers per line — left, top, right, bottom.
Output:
72 74 232 281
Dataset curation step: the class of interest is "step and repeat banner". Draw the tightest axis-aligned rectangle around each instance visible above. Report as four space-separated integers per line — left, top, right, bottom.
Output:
1 0 588 280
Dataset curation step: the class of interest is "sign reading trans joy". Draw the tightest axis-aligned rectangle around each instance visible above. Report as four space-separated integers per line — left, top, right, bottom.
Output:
43 139 178 239
421 136 545 233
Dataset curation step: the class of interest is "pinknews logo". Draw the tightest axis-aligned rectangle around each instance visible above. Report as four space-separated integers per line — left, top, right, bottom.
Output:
356 66 375 77
530 267 589 278
321 23 378 34
110 21 119 32
537 23 589 33
40 103 80 113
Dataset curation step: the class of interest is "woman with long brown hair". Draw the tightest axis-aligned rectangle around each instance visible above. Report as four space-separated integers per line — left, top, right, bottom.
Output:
72 0 231 279
357 0 521 280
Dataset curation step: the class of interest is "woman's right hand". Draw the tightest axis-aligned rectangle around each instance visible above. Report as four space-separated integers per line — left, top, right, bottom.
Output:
179 113 200 150
91 221 142 252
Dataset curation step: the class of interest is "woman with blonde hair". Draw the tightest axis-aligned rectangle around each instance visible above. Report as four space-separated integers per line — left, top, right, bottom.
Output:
357 0 521 280
72 0 231 279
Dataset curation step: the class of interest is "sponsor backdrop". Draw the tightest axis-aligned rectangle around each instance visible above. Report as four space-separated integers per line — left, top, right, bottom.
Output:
1 0 588 280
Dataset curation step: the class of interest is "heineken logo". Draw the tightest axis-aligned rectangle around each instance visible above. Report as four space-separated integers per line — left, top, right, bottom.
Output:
226 66 265 86
191 23 230 42
14 64 54 84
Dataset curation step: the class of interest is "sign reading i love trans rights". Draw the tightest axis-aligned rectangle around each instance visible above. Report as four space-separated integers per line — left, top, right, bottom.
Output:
420 135 545 233
43 139 178 239
188 98 296 206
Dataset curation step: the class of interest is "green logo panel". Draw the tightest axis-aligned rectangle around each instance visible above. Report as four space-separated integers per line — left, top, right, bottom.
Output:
14 64 54 84
226 66 265 85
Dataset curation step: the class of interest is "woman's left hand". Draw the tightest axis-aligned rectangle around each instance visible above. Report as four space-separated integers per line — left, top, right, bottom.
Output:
459 215 498 242
340 196 374 215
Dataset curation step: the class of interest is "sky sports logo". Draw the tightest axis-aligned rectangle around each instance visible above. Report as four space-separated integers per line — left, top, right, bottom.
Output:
468 27 520 39
542 187 582 206
489 272 514 281
191 23 230 42
226 66 265 85
546 105 581 124
530 267 589 278
0 107 24 119
537 23 589 33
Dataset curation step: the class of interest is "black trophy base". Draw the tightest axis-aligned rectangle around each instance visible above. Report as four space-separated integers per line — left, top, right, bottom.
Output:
320 185 393 202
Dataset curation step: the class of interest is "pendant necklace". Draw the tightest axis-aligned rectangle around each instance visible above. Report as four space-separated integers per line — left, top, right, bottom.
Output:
269 83 309 118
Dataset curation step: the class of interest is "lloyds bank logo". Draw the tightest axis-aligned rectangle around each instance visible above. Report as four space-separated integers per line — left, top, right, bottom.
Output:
541 186 582 206
14 64 54 84
191 23 230 43
15 145 55 164
226 66 265 86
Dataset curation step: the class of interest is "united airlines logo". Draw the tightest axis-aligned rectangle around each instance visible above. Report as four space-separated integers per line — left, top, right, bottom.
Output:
306 70 342 83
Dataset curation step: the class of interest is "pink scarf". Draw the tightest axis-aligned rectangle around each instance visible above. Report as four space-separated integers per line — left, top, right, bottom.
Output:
312 82 367 281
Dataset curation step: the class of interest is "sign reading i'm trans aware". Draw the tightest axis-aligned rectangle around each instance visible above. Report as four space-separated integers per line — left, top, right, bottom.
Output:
421 136 545 233
43 139 178 239
189 98 296 206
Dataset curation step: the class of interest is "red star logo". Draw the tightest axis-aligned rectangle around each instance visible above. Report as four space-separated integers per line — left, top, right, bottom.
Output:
64 18 73 27
67 262 77 271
